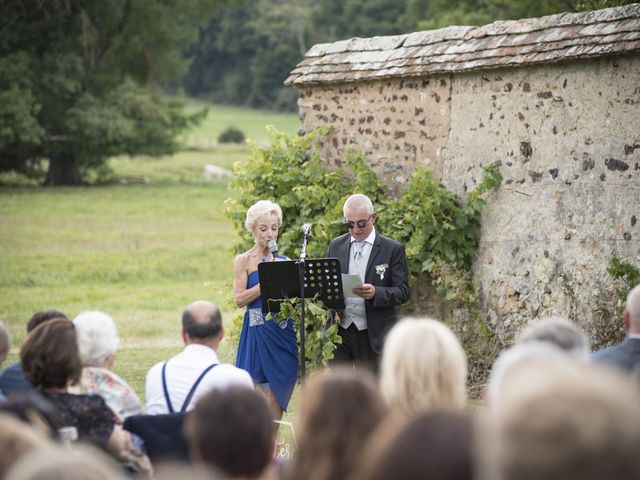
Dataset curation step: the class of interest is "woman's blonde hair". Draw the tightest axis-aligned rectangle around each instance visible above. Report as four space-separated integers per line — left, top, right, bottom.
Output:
380 317 467 416
244 200 282 235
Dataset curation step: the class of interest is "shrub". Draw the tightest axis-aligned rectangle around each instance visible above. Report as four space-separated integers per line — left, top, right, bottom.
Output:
218 126 245 144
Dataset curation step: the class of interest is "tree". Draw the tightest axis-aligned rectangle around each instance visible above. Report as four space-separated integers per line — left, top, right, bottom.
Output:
0 0 222 185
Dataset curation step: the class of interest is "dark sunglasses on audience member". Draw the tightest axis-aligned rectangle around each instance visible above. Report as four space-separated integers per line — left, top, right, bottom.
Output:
345 216 371 229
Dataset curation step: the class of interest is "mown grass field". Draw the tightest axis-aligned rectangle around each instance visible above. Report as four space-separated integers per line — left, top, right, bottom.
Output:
0 103 300 410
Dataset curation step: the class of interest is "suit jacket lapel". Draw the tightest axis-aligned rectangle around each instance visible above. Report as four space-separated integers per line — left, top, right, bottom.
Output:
339 235 351 274
365 234 382 281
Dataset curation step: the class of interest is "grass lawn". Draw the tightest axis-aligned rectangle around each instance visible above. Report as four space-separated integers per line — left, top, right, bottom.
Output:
181 101 300 148
0 102 301 415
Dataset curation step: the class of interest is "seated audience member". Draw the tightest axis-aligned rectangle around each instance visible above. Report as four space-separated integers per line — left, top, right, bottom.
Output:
592 284 640 373
71 311 144 422
20 317 131 458
283 368 388 480
485 342 574 414
379 317 467 416
0 392 59 438
483 363 640 480
0 310 67 396
184 386 275 479
356 410 475 480
146 300 253 415
6 444 127 480
0 320 9 403
517 316 590 361
0 413 52 478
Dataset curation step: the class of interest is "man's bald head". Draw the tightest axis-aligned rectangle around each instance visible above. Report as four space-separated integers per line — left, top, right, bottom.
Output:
182 300 223 341
625 285 640 334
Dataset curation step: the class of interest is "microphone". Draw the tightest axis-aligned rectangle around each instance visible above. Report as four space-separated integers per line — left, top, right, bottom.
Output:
301 223 313 236
267 240 278 258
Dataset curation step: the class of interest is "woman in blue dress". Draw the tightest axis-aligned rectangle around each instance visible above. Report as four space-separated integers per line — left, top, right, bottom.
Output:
233 200 298 419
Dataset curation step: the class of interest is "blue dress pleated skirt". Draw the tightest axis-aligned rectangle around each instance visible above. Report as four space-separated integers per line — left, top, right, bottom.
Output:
235 270 298 411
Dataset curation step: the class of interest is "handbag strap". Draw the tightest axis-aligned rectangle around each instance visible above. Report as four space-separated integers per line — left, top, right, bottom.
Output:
162 362 219 413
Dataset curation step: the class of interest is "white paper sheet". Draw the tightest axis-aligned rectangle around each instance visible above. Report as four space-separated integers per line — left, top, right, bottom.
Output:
341 273 363 298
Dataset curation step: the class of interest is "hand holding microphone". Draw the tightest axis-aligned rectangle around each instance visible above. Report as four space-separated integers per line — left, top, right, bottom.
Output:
267 240 278 260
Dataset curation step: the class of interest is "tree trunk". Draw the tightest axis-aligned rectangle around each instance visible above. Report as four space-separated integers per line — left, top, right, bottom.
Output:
45 154 83 186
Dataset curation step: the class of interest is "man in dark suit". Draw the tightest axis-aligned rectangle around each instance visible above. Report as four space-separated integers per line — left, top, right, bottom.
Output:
327 194 410 369
592 284 640 373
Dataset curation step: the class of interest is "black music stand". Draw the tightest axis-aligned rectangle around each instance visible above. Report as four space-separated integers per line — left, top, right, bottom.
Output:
258 258 345 378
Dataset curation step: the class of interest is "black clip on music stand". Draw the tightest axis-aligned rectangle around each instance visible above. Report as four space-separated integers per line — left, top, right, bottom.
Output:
258 258 345 379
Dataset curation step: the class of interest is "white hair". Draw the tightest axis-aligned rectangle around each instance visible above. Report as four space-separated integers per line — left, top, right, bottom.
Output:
486 342 574 415
518 316 590 361
244 200 283 235
380 317 467 416
73 311 120 367
343 194 374 217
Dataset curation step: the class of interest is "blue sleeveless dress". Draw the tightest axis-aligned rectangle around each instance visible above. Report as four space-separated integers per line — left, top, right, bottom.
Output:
235 270 298 411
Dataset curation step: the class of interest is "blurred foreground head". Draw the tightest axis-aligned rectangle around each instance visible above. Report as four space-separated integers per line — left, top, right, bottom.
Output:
517 316 590 360
6 444 125 480
356 409 475 480
483 363 640 480
283 367 387 480
185 386 274 479
380 317 467 416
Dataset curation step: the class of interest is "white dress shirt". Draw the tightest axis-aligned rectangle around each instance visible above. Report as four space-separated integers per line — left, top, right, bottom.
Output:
145 344 254 415
342 228 376 331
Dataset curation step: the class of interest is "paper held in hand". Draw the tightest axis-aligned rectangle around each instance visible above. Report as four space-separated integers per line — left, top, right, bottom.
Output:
341 273 363 298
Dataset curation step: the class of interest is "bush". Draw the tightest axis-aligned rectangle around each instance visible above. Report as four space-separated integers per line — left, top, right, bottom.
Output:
218 126 245 144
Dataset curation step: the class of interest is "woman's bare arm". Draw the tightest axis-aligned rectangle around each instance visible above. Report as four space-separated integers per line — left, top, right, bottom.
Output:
233 254 261 308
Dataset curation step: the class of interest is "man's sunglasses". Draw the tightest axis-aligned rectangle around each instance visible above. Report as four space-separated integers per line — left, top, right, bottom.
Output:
345 216 372 230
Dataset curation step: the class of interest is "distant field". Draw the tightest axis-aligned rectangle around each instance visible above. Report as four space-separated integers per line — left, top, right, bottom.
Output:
181 101 300 147
0 101 302 408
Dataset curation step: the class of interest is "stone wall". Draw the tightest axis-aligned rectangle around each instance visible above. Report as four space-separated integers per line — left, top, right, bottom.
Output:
297 75 453 192
295 54 640 349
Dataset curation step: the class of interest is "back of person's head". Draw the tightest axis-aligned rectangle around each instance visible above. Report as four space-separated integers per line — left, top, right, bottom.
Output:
518 316 589 360
5 444 126 480
357 410 475 480
153 462 227 480
486 342 574 414
0 320 10 365
20 318 82 390
284 367 387 480
625 284 640 332
182 301 222 341
380 317 467 416
185 386 274 479
483 364 640 480
73 311 120 367
26 310 67 333
0 413 51 478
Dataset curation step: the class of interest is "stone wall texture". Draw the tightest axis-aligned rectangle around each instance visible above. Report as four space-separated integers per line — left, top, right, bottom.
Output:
295 54 640 348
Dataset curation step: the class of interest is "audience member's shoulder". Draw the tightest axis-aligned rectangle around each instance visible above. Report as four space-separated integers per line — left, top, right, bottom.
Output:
218 363 253 385
145 361 164 380
591 343 620 360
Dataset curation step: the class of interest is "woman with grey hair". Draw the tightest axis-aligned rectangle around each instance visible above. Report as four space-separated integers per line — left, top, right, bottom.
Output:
233 200 298 419
71 311 144 422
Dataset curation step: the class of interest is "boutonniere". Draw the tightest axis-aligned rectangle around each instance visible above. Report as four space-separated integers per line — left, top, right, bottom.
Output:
375 263 388 280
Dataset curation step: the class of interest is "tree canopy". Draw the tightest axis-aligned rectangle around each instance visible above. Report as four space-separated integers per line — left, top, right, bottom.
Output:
0 0 221 185
183 0 633 111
